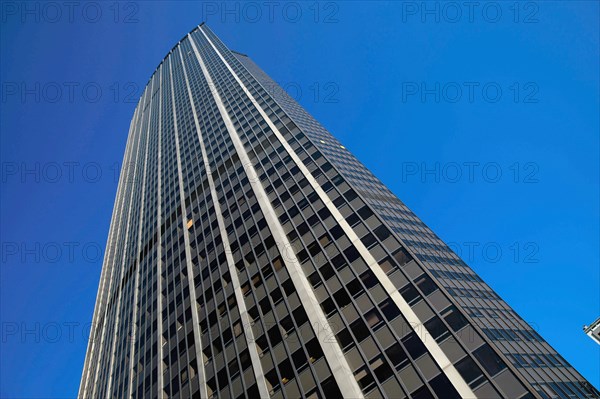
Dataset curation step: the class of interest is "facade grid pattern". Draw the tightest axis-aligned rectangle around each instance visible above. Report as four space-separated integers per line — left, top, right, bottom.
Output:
79 24 599 399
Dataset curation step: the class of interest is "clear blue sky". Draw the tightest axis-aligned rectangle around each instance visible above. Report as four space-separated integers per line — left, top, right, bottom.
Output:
1 2 598 397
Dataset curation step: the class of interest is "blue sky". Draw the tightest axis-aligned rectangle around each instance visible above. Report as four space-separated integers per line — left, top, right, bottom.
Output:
1 1 598 397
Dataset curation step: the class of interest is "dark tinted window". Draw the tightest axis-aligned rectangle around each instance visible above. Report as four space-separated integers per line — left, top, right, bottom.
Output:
455 356 486 388
473 344 507 376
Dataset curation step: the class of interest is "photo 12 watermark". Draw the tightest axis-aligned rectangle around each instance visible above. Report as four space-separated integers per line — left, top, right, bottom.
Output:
1 241 104 264
447 241 540 264
0 161 152 185
263 81 340 104
400 162 540 184
1 81 141 104
401 81 540 104
199 1 340 24
400 1 539 24
1 1 140 24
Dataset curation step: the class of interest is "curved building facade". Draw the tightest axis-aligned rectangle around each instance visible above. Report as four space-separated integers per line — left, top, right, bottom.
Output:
79 24 598 399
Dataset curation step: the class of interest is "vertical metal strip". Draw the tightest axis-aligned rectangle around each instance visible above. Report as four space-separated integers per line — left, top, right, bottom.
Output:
156 64 165 399
126 75 155 398
188 32 365 399
168 53 208 398
90 92 147 399
198 26 476 398
178 41 270 398
79 205 116 398
79 105 139 399
104 85 150 398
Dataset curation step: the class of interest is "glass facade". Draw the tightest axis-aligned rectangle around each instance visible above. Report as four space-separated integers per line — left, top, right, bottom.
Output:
79 24 598 399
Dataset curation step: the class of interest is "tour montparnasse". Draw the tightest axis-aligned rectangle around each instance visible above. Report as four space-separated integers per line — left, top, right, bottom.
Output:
78 23 598 399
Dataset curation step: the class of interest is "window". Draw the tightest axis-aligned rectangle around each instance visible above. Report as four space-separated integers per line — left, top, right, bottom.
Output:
512 354 528 367
282 279 295 296
241 283 250 296
361 233 377 248
346 213 360 227
336 328 353 349
319 233 332 247
429 373 461 399
424 316 451 342
292 347 308 371
455 356 486 388
379 257 396 274
411 386 435 399
365 309 383 328
344 189 358 201
248 306 259 321
320 263 335 280
402 332 427 359
379 298 401 321
344 246 360 263
308 272 321 288
233 321 243 338
292 307 308 326
273 256 284 272
392 247 411 266
360 270 378 289
350 318 370 342
532 355 545 367
354 367 375 390
306 338 324 363
321 377 343 398
442 306 468 332
270 287 283 304
357 205 373 220
386 342 409 369
330 225 344 240
261 263 274 278
321 298 336 315
371 355 394 383
347 279 363 298
280 315 294 334
373 225 391 241
308 241 321 256
331 254 347 270
473 344 507 376
227 357 239 378
259 297 272 314
265 368 280 391
333 289 351 308
399 284 421 306
296 249 309 263
251 273 262 288
415 274 437 296
277 359 294 384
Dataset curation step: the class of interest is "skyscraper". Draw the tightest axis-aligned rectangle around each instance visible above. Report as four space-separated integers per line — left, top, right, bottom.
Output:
79 24 598 399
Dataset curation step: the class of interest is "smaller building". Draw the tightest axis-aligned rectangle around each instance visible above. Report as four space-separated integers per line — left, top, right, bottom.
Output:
584 317 600 345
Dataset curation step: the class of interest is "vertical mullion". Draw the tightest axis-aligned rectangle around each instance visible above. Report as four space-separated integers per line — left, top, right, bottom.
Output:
168 53 209 399
178 39 271 398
